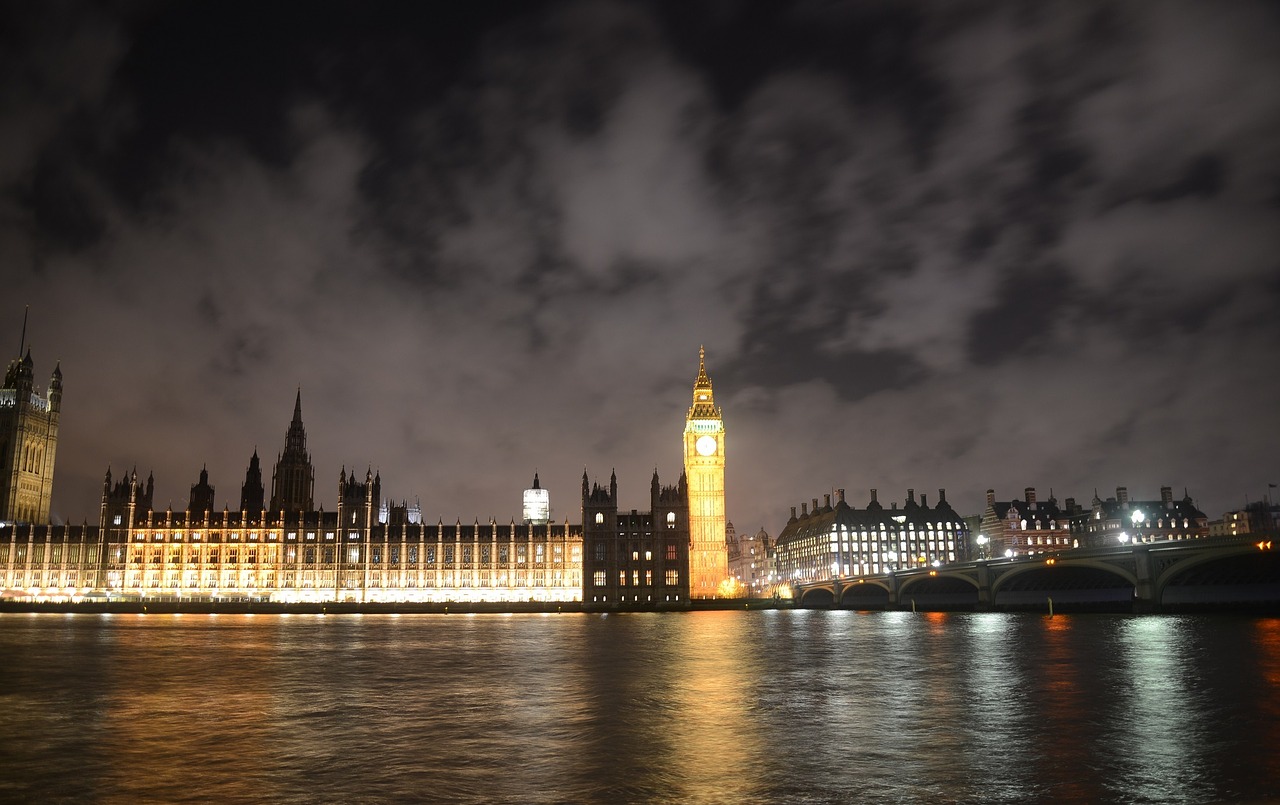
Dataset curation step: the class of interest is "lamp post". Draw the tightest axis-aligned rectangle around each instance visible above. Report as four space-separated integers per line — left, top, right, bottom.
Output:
976 534 989 560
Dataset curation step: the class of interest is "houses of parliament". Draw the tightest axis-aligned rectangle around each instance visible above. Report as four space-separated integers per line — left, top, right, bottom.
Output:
0 343 732 608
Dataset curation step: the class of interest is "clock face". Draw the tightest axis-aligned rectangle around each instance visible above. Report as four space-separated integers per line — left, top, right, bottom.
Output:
695 435 717 456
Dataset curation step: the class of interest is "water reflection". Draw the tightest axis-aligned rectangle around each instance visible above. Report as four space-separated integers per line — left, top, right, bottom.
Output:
1 612 1278 804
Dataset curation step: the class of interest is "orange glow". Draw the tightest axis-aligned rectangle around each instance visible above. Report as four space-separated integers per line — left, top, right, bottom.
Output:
1045 558 1057 565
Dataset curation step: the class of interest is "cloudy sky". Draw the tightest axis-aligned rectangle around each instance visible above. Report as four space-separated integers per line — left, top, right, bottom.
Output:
4 1 1278 532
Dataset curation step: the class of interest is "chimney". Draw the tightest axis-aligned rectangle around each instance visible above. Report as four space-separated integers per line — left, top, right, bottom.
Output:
921 493 928 507
790 506 797 521
823 494 831 509
938 488 947 505
1117 486 1129 506
1025 487 1036 507
1161 486 1173 508
986 489 996 507
837 489 846 504
870 489 878 504
812 498 819 514
907 488 915 504
801 502 808 517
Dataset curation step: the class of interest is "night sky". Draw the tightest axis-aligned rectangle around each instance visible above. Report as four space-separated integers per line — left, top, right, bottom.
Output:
4 1 1278 533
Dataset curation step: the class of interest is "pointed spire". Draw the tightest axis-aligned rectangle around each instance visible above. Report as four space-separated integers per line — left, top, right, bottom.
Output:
532 471 540 490
689 346 718 417
293 387 302 423
695 345 711 389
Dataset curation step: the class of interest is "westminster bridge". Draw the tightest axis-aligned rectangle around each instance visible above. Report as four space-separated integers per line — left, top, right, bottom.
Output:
790 535 1280 613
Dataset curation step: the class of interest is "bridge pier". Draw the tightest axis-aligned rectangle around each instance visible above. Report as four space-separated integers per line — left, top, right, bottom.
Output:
885 573 901 610
1132 546 1160 613
975 562 992 611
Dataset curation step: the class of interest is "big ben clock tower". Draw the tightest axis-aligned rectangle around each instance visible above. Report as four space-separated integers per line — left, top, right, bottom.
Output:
684 347 728 598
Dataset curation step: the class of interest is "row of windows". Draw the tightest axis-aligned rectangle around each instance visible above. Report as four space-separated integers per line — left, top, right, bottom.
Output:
591 569 680 587
117 544 582 566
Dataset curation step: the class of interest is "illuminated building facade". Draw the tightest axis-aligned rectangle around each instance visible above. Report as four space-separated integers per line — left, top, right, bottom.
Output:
0 464 582 603
0 397 582 602
773 488 969 585
1070 486 1210 547
683 348 728 597
581 469 691 609
725 523 774 596
1 350 61 525
1210 500 1280 537
978 487 1079 558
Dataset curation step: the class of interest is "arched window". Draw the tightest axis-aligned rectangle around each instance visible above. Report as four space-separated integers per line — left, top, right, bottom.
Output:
594 513 604 525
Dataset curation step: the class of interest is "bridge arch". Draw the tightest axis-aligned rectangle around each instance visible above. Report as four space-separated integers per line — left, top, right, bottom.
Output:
896 572 980 610
990 559 1137 595
800 586 836 607
898 572 978 596
1153 543 1272 592
838 579 892 609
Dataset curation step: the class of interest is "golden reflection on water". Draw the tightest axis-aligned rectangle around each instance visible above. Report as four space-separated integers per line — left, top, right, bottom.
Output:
666 611 764 803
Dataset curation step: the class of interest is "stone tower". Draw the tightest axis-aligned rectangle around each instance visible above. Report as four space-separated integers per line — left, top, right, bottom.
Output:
0 345 61 524
682 347 728 598
269 389 315 512
239 449 265 513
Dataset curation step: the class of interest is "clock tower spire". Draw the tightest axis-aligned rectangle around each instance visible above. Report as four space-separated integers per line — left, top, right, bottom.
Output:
683 346 728 598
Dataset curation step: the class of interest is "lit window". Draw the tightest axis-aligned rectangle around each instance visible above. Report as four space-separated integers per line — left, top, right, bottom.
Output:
595 513 604 525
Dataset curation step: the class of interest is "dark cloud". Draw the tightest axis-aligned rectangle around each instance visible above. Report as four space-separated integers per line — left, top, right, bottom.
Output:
2 0 1277 534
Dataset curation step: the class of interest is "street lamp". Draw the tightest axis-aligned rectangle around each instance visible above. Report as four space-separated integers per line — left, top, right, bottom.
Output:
976 534 989 560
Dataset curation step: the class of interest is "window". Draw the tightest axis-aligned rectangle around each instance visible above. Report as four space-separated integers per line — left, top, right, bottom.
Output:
593 570 606 587
666 512 676 528
595 513 604 524
665 569 679 586
594 543 606 561
666 543 678 561
619 571 627 587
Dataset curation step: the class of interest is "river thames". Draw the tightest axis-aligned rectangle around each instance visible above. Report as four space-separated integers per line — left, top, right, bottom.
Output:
1 610 1277 804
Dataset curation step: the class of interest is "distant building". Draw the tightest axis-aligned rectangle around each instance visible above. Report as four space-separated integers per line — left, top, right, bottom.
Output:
0 349 61 524
1070 486 1209 547
773 488 969 585
978 488 1080 558
580 469 691 609
726 522 773 596
1210 499 1280 537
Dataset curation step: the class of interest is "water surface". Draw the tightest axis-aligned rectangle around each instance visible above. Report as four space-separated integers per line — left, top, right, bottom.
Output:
1 611 1277 803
